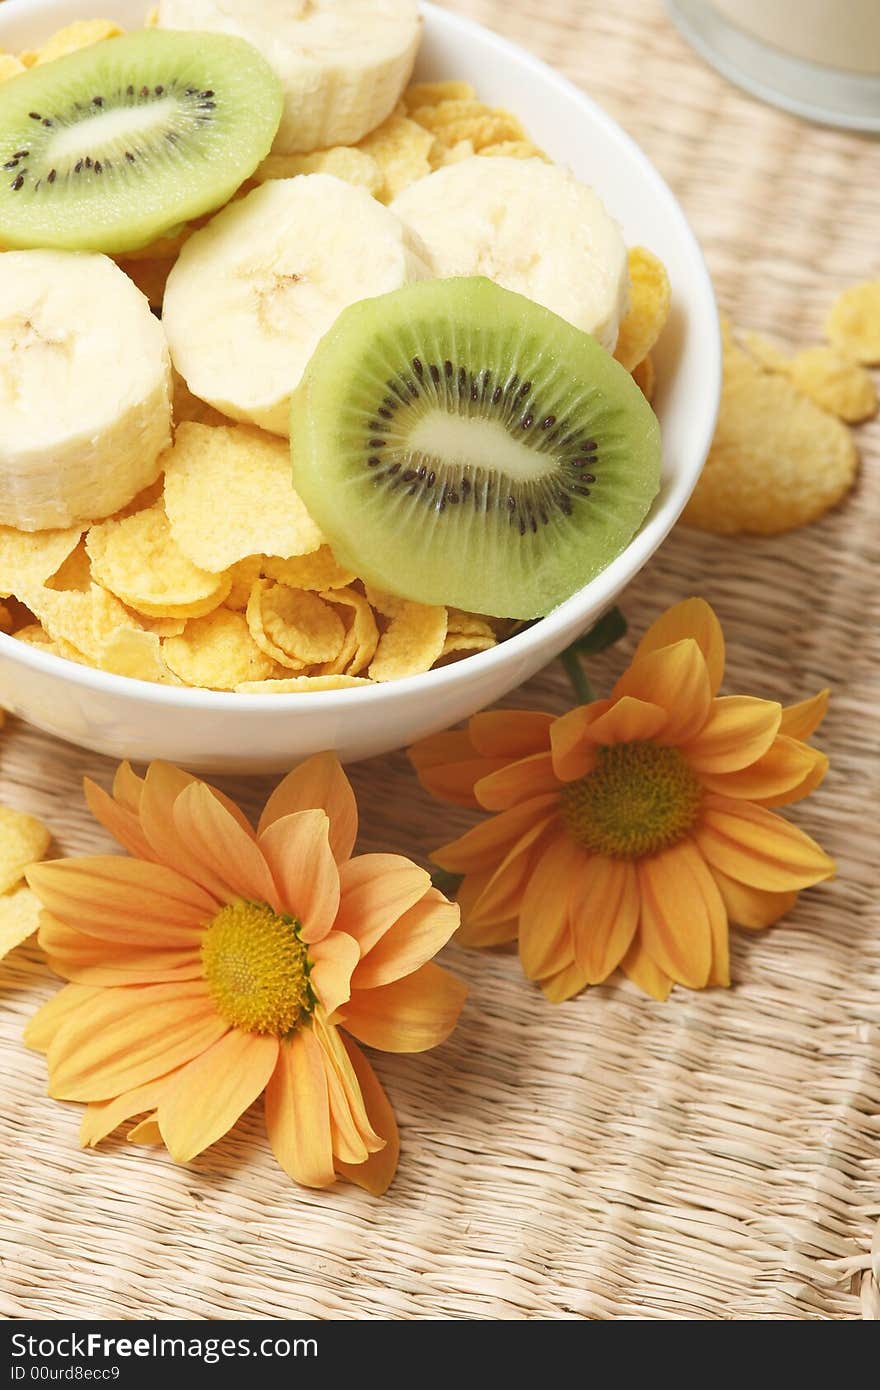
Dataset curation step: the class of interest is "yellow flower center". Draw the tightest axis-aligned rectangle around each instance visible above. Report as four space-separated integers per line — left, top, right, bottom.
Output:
560 741 702 859
201 899 314 1036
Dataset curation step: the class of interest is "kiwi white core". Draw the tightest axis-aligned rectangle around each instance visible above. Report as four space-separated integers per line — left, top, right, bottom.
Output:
48 100 180 163
408 411 558 483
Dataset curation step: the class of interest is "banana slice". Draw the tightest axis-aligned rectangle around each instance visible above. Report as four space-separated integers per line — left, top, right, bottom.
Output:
163 174 430 436
157 0 421 154
391 157 629 352
0 250 171 532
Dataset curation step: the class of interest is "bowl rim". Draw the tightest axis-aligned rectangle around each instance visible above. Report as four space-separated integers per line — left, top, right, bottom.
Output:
0 0 721 713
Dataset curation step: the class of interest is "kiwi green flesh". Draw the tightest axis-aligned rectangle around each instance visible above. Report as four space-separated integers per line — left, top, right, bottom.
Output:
0 30 282 254
290 278 662 620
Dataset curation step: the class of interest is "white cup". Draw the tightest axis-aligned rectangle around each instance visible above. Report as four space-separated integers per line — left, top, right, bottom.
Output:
669 0 880 129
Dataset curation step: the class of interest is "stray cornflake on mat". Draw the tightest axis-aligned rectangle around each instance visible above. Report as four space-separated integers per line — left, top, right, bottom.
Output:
825 279 880 364
0 805 51 961
683 330 858 535
162 422 322 571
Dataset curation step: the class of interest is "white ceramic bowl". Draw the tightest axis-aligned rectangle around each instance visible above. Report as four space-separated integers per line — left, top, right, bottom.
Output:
0 0 720 773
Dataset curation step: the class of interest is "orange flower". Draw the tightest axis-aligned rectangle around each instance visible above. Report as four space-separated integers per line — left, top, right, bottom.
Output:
411 599 834 1002
25 754 466 1193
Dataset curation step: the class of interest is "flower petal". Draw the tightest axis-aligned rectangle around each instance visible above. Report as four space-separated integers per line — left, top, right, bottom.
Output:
474 752 560 811
334 1038 399 1195
685 696 782 774
432 794 558 874
173 782 280 909
80 1075 172 1147
46 980 226 1101
456 870 517 946
265 1029 335 1188
779 688 829 741
343 962 466 1053
579 696 668 748
309 931 359 1017
352 888 459 990
637 843 715 988
701 736 828 804
469 817 554 925
710 867 798 930
83 776 155 861
135 762 227 902
335 854 431 954
468 709 554 759
158 1029 279 1162
695 797 835 890
113 761 145 813
258 753 358 865
258 809 340 942
633 598 725 696
570 856 639 983
409 730 497 807
315 1016 384 1163
518 834 585 980
620 940 673 1001
39 914 203 986
613 639 713 744
24 983 102 1052
127 1115 162 1144
550 701 612 781
27 856 215 941
540 957 591 1003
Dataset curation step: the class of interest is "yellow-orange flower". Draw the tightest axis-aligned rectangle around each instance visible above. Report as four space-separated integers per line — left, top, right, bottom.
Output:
25 754 466 1193
410 600 834 1002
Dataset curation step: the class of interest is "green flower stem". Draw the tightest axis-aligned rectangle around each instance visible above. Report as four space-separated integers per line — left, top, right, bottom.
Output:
560 646 597 706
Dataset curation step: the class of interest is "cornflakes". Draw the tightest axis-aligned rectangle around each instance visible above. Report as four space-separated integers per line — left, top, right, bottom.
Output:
163 608 276 690
97 628 179 685
614 247 671 371
683 336 858 535
263 547 355 592
117 254 174 309
404 80 476 108
368 599 448 681
0 805 51 895
224 557 264 611
788 345 878 423
357 113 435 200
825 280 880 364
480 139 549 161
741 331 789 374
409 99 525 151
162 423 322 570
246 581 345 670
0 54 26 81
86 503 231 618
0 526 83 599
318 586 379 676
35 19 123 65
631 354 656 402
0 885 43 958
253 147 385 198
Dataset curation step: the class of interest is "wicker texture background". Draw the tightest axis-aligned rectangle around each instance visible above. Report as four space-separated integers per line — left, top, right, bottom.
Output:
1 0 879 1320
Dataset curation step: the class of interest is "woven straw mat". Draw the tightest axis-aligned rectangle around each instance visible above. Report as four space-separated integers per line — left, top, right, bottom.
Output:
1 0 878 1320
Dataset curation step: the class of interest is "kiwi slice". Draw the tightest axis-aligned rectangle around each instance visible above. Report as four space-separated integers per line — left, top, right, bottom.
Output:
290 278 662 620
0 30 282 254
